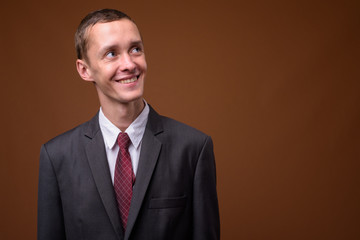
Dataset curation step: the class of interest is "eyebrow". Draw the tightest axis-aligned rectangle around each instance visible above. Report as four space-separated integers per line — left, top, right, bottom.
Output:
130 40 144 46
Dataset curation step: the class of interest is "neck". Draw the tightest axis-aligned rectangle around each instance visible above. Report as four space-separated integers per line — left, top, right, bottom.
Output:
101 98 145 132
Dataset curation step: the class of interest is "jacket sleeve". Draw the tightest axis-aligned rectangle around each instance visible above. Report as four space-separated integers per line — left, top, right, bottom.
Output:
192 136 220 239
38 144 66 240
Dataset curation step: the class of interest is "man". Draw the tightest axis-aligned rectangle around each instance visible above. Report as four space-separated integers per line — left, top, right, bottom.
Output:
38 9 219 240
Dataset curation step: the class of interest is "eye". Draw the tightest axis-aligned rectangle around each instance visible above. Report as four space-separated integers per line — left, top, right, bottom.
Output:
130 47 142 54
106 51 117 58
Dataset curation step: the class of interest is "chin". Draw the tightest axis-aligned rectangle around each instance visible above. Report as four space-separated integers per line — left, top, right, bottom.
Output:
119 92 144 104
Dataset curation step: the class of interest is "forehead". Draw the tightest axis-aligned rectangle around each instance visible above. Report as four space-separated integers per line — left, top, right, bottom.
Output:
86 19 142 48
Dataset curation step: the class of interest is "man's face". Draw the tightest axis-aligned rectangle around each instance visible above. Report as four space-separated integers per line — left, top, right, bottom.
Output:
80 19 147 105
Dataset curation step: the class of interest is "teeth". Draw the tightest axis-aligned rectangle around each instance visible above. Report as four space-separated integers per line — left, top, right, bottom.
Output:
119 77 137 84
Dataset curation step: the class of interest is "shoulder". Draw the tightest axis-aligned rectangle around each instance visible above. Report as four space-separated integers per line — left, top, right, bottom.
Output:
148 105 210 139
150 108 212 150
160 115 208 139
42 113 98 155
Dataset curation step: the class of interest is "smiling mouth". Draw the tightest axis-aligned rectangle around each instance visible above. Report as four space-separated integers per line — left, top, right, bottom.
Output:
116 76 138 84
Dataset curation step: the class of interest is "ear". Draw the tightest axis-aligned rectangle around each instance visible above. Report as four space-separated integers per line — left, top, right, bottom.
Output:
76 59 93 82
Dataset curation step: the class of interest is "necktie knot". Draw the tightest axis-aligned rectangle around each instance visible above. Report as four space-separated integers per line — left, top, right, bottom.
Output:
117 132 130 149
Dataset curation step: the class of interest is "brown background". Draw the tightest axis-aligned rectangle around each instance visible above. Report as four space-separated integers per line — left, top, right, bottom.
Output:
1 0 359 239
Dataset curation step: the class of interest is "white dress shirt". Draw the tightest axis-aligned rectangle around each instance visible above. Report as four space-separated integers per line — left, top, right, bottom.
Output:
98 101 149 184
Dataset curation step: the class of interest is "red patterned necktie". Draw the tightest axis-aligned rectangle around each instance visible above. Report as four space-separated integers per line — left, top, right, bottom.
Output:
114 132 135 231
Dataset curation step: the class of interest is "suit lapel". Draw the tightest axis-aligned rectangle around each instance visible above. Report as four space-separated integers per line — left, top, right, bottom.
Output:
84 114 124 239
125 107 163 240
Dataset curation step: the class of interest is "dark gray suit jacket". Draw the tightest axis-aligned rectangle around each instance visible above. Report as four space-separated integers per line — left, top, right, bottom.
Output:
38 106 219 240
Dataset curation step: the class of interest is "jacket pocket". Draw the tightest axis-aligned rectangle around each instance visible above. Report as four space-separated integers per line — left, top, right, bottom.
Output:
149 195 187 209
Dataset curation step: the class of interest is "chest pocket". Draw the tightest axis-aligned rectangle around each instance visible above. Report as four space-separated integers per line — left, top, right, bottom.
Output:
149 196 187 209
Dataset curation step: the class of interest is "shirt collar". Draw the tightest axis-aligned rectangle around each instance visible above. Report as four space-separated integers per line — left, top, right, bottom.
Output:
99 100 149 150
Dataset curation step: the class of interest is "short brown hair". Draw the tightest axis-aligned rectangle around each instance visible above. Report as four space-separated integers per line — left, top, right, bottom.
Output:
75 9 133 60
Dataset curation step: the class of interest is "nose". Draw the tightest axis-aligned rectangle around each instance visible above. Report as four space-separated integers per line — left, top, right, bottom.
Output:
119 53 136 72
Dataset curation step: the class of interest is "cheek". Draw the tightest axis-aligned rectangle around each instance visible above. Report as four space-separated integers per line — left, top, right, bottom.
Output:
136 56 147 72
140 60 147 72
143 62 147 71
98 64 118 79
